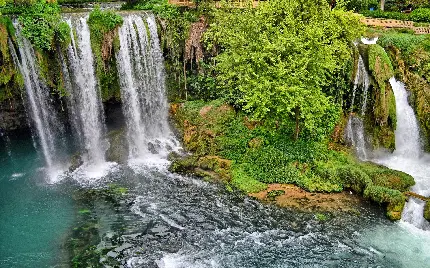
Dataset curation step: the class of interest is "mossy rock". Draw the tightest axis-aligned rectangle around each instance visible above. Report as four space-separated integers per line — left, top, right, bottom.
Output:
405 73 430 151
169 154 232 181
424 202 430 221
106 128 128 163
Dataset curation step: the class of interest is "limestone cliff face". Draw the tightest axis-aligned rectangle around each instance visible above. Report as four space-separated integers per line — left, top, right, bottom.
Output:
0 98 28 132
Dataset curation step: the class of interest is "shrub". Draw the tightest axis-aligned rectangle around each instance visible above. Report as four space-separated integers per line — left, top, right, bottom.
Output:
230 163 267 193
361 10 409 21
378 33 426 56
410 8 430 23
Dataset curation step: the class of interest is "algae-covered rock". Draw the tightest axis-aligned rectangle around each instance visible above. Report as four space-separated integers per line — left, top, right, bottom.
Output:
169 153 232 182
424 201 430 221
106 128 128 163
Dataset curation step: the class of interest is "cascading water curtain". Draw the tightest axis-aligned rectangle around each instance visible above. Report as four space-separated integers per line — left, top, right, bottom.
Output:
116 14 176 160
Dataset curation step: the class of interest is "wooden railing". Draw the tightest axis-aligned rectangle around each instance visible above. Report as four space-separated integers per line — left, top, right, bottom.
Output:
361 17 430 35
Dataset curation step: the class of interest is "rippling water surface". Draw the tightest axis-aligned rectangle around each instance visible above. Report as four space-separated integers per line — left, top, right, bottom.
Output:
1 135 430 268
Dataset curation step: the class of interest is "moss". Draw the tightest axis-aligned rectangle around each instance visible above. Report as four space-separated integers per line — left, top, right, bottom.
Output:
424 202 430 221
266 189 285 200
0 18 22 102
170 100 415 220
87 7 123 102
314 213 329 222
34 48 68 98
405 73 430 150
363 184 406 221
368 44 394 96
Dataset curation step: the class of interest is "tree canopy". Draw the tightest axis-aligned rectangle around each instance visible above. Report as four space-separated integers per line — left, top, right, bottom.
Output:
207 0 365 139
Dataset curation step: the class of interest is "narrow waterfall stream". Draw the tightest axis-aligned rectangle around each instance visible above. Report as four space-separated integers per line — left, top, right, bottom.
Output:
10 23 67 180
64 17 109 169
345 55 370 160
116 14 178 164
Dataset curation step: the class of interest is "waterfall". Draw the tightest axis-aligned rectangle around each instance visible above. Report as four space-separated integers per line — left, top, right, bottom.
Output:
390 78 422 158
116 14 177 162
10 24 67 177
375 78 430 230
345 55 370 160
62 16 108 167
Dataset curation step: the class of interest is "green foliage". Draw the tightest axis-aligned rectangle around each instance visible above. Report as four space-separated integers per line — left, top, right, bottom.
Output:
88 6 123 33
123 0 182 19
368 44 394 94
206 0 364 139
410 8 430 23
314 213 329 221
56 21 72 48
173 99 415 210
18 0 70 51
230 163 268 193
425 202 430 221
361 10 409 20
378 33 426 56
87 7 123 101
362 8 430 23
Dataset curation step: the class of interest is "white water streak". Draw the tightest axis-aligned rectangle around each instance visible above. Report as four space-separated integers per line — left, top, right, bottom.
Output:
64 17 108 166
116 14 178 162
11 24 66 177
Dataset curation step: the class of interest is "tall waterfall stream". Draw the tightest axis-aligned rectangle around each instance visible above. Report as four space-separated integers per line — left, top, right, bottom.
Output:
1 16 430 268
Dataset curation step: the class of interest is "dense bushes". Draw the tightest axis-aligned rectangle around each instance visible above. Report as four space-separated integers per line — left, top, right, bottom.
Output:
378 33 426 56
18 0 71 51
206 0 364 140
171 99 414 219
362 8 430 23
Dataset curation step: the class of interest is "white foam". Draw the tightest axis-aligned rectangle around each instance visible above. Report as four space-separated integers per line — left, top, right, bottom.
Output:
70 161 119 185
361 37 378 44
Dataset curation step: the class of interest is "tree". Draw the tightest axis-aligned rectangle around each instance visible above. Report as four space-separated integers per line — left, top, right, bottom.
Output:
380 0 385 10
207 0 364 140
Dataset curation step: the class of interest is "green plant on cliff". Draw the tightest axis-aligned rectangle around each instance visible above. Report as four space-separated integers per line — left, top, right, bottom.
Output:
87 7 123 101
206 0 365 140
18 0 71 51
368 44 394 94
0 17 22 101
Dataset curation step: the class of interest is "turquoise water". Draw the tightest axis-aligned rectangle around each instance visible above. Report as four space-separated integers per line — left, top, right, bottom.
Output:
0 135 75 268
1 134 430 267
